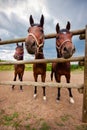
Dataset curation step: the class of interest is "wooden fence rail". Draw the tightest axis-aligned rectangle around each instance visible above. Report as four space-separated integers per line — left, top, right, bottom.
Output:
79 34 85 40
0 29 85 45
0 81 84 89
0 56 84 65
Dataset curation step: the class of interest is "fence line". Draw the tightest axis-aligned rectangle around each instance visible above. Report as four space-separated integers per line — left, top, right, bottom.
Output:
79 34 85 40
0 56 84 65
0 81 84 89
0 27 86 122
0 28 85 45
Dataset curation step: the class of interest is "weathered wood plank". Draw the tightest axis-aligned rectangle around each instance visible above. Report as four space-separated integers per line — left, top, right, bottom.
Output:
82 25 87 122
0 56 84 65
0 29 85 45
79 34 85 40
0 81 84 89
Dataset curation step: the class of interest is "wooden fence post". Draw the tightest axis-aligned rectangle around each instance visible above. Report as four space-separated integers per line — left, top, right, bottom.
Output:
82 25 87 122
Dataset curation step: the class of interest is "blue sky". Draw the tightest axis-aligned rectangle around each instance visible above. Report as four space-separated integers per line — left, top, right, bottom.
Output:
0 0 87 60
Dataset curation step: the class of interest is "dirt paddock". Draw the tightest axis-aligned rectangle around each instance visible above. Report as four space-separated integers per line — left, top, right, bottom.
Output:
0 71 87 130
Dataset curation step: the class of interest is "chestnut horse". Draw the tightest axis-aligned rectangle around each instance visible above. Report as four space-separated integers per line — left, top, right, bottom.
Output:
25 15 47 100
12 43 25 90
51 22 75 103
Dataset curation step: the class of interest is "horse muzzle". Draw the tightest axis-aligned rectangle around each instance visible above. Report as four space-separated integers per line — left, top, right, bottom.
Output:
62 46 76 59
25 40 36 54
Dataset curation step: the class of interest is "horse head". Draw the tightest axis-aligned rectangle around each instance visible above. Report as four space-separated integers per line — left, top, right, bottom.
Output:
56 22 75 58
25 15 44 54
14 43 24 60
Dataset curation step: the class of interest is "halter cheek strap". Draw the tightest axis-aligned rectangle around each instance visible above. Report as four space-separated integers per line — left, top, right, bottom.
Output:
28 33 44 48
14 53 24 60
56 39 72 50
56 39 72 57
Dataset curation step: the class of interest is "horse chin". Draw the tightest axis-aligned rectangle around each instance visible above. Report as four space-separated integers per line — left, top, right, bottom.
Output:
62 53 73 59
25 42 36 54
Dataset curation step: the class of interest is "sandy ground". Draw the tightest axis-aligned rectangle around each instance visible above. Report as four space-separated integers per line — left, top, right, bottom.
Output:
0 71 86 130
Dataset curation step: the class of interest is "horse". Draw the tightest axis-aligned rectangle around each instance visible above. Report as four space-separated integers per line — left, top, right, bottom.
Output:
12 43 25 90
25 15 47 100
51 22 75 103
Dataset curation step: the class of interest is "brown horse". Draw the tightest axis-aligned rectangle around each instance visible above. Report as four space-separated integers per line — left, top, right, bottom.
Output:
25 15 47 100
51 22 75 103
12 43 25 90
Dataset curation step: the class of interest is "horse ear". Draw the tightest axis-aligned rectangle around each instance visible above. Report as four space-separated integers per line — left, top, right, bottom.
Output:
56 23 60 33
29 15 34 25
22 43 23 47
16 43 18 46
66 21 71 30
40 14 44 27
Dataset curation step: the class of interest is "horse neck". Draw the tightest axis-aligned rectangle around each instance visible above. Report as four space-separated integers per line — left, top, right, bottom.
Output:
35 52 44 59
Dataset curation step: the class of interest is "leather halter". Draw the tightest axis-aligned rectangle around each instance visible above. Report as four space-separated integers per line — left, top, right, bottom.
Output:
56 39 72 58
28 33 44 48
56 39 72 51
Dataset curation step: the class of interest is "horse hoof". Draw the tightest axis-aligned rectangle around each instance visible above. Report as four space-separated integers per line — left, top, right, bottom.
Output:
33 94 37 99
56 97 60 103
56 99 60 103
12 87 14 90
43 96 46 101
69 97 74 104
20 89 23 92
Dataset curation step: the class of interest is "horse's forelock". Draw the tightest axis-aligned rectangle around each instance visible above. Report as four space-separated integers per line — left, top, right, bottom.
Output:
59 29 69 34
31 23 41 27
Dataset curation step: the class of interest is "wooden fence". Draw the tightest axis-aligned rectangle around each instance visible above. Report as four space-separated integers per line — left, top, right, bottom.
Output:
0 26 87 122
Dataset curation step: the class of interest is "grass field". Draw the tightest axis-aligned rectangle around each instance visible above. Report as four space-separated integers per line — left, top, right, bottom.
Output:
0 61 84 71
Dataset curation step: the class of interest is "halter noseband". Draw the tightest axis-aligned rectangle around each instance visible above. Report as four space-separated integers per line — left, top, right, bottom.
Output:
56 39 72 50
28 33 44 48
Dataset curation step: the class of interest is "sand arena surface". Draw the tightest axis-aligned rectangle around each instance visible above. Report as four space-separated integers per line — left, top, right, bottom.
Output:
0 71 85 130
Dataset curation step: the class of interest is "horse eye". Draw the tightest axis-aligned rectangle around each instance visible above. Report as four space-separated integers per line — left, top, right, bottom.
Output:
57 36 59 40
40 29 44 33
27 27 30 32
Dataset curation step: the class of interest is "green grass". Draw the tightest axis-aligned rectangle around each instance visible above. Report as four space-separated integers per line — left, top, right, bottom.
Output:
0 60 84 71
39 122 50 130
60 114 72 122
71 64 84 71
0 110 21 129
1 109 87 130
75 125 87 130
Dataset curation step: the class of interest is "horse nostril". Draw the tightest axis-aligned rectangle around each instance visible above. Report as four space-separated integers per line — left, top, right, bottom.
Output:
31 42 36 47
73 47 76 53
64 47 68 52
25 43 28 47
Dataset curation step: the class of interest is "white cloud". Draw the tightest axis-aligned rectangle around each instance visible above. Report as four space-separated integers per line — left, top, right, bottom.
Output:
0 0 86 60
0 0 87 39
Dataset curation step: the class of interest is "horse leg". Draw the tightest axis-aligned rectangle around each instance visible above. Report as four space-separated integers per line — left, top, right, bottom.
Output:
19 73 23 90
51 67 54 81
66 75 74 104
33 73 38 99
41 74 46 101
56 74 61 102
12 73 17 90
